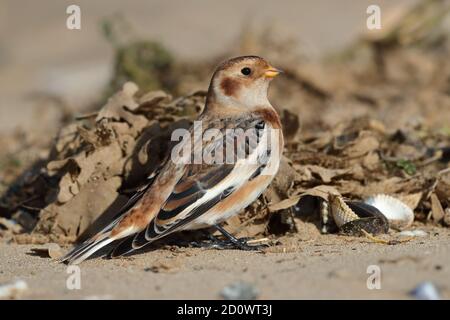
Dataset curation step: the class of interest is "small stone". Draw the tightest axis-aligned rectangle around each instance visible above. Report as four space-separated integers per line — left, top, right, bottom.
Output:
47 243 63 259
0 279 29 299
398 229 427 237
220 281 259 300
411 230 428 237
410 282 440 300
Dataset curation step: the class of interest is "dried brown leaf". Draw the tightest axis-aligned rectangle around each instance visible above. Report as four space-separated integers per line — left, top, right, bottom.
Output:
430 193 445 222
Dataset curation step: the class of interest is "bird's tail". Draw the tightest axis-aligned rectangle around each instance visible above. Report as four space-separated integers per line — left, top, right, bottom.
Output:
60 215 125 265
60 174 158 265
59 232 116 265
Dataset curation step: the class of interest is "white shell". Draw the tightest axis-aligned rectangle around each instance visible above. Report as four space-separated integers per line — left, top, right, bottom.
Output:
364 194 414 230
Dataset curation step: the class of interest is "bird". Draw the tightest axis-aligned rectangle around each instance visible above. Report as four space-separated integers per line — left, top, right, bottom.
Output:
61 55 284 264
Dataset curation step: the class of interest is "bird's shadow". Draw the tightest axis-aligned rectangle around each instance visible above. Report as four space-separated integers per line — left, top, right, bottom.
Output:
27 248 52 258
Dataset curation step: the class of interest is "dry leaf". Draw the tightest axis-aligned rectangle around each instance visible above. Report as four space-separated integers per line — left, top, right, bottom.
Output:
342 132 379 158
397 192 422 210
267 196 301 212
430 193 445 222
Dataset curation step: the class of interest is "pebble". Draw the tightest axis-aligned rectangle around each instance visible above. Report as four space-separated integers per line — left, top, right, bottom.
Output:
0 279 29 299
410 282 440 300
398 230 428 237
47 243 63 259
220 281 259 300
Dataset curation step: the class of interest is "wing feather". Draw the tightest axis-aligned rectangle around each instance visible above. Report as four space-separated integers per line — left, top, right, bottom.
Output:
115 114 270 255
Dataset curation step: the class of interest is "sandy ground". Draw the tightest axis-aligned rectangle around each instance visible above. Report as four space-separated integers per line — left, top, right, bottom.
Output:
1 227 449 299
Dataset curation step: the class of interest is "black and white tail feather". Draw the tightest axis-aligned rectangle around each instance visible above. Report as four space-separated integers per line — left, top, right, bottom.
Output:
59 175 155 265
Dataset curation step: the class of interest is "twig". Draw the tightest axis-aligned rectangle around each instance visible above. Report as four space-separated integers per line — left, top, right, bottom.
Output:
361 229 389 244
75 112 98 120
246 238 270 245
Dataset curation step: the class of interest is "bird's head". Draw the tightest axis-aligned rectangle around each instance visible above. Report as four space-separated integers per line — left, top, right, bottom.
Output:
206 56 282 111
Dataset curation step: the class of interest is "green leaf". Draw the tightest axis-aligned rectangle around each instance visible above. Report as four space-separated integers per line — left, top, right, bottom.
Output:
395 159 417 175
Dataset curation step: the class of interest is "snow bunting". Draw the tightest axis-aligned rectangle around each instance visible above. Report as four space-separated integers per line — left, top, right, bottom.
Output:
62 56 284 264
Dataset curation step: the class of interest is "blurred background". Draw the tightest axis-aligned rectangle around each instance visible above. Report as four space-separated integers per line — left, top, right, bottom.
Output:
0 0 417 133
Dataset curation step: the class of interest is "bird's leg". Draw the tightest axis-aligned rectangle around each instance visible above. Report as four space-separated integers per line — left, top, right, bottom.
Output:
189 225 268 250
185 228 228 249
189 233 236 250
212 224 267 251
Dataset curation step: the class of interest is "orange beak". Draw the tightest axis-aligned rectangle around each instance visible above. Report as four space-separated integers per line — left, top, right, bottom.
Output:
264 66 283 78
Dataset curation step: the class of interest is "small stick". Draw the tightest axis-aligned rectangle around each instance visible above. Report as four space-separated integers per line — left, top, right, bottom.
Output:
361 229 414 245
75 112 98 120
361 229 390 244
246 237 270 245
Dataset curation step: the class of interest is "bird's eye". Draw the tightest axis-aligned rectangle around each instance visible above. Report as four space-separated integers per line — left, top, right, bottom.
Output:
241 67 251 76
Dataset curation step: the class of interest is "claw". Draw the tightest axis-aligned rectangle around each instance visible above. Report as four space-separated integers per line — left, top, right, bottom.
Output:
189 233 268 251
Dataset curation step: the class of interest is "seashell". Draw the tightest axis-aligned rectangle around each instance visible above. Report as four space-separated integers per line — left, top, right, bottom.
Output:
328 195 389 235
364 194 414 230
328 194 359 228
344 201 389 235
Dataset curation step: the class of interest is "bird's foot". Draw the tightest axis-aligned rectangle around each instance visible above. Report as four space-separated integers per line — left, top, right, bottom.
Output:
190 235 268 251
228 237 269 251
